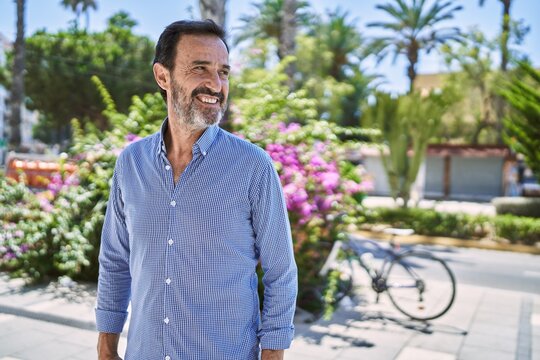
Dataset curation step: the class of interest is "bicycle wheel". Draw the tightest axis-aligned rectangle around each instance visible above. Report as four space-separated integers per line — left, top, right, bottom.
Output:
385 251 456 321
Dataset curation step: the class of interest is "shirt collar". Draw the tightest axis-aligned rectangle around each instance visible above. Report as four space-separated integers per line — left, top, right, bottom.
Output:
156 118 220 157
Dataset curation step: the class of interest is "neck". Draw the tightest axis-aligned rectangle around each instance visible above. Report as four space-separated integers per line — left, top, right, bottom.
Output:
165 117 206 157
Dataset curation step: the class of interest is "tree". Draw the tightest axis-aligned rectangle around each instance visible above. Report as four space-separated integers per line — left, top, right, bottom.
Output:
479 0 512 72
363 92 449 207
199 0 227 27
296 9 375 126
440 29 499 144
235 0 311 60
8 0 26 150
500 62 540 180
18 12 156 145
368 0 463 93
60 0 97 30
280 0 297 88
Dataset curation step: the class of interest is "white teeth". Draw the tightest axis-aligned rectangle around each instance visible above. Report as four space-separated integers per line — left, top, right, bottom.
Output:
200 96 218 104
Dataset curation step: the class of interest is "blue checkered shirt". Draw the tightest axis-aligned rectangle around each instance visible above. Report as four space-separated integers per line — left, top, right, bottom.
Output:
96 120 298 359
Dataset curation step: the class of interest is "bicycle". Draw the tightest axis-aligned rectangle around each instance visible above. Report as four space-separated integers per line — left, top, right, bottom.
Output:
320 228 456 321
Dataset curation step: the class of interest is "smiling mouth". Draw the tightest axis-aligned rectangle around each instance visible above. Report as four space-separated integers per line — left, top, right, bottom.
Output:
196 95 219 105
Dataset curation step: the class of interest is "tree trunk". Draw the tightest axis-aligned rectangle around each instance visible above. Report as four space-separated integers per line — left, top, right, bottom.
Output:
9 0 26 151
280 0 297 90
199 0 227 28
407 44 419 94
494 0 512 144
500 0 512 72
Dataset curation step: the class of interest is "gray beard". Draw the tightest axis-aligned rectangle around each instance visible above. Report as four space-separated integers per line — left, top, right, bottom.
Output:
171 85 225 132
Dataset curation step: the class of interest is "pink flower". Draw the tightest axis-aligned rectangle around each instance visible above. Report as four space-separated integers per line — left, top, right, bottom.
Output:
125 134 142 143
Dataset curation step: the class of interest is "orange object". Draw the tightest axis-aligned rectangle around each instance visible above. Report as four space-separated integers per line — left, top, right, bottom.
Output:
6 157 77 189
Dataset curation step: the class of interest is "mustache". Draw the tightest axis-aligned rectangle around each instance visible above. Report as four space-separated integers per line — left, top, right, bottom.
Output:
191 87 225 103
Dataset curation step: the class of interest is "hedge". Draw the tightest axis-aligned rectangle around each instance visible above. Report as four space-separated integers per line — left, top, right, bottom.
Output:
362 207 540 246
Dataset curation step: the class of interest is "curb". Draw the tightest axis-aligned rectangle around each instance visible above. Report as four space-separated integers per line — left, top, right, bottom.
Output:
0 302 96 331
352 229 540 255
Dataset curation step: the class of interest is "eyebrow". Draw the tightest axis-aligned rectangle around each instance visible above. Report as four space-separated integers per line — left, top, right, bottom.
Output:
192 60 231 70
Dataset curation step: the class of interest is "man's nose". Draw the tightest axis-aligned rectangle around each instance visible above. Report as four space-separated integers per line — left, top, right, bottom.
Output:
204 71 222 93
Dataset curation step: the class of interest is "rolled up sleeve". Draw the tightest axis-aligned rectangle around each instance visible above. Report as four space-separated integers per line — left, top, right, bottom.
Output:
95 158 131 333
252 159 298 350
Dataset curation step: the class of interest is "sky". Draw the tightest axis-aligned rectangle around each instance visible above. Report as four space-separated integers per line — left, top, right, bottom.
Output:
0 0 539 93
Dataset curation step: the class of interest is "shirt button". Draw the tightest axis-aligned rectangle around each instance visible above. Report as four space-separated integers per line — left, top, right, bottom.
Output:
164 317 169 324
165 165 171 170
165 357 171 360
165 278 171 285
202 151 207 156
168 239 174 246
170 200 176 207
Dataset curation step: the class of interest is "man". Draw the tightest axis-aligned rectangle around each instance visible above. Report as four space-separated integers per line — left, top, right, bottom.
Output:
96 20 298 360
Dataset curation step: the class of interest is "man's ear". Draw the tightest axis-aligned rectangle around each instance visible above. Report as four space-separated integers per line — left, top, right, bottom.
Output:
153 62 170 92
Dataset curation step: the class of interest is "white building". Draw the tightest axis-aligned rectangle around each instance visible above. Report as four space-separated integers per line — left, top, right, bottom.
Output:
360 144 515 202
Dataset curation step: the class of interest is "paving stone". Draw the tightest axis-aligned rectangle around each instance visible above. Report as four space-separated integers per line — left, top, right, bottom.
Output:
289 338 342 359
407 332 463 354
12 339 85 360
339 343 402 359
468 322 519 340
473 310 520 327
0 328 56 357
395 346 455 360
532 313 540 327
462 331 517 353
459 345 514 360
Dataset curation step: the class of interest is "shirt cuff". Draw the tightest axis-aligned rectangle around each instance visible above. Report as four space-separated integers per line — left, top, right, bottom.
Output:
258 326 295 350
95 308 128 333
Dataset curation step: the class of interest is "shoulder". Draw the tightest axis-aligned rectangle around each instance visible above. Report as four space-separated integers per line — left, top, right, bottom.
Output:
218 128 273 166
115 132 158 171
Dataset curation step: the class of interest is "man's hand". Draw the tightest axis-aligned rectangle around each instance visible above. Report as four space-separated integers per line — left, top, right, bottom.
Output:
261 349 284 360
97 332 122 360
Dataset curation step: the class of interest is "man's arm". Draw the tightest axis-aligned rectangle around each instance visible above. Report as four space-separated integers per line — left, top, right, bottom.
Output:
97 332 122 360
261 349 284 360
95 161 131 356
251 158 298 352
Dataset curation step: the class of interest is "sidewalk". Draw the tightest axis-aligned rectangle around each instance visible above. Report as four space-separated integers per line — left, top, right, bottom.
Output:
0 272 539 360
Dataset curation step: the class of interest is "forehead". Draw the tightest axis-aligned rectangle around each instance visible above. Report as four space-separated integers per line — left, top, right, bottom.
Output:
175 34 229 65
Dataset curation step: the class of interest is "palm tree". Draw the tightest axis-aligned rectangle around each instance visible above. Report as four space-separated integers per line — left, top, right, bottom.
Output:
299 9 374 126
8 0 25 150
479 0 512 72
60 0 98 30
199 0 227 28
368 0 463 93
235 0 311 59
310 8 366 81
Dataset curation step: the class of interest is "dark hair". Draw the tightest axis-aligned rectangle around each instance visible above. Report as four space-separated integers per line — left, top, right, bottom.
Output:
153 19 228 101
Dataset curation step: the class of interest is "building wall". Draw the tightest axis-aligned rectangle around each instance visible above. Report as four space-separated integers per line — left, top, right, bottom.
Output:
450 156 504 200
362 154 505 201
425 156 445 197
363 156 392 196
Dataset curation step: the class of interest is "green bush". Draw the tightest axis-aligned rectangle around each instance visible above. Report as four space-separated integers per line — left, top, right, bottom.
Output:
0 79 165 283
362 207 540 245
492 197 540 218
494 215 540 246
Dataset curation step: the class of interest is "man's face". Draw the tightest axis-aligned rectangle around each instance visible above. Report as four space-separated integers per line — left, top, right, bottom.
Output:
168 34 230 130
